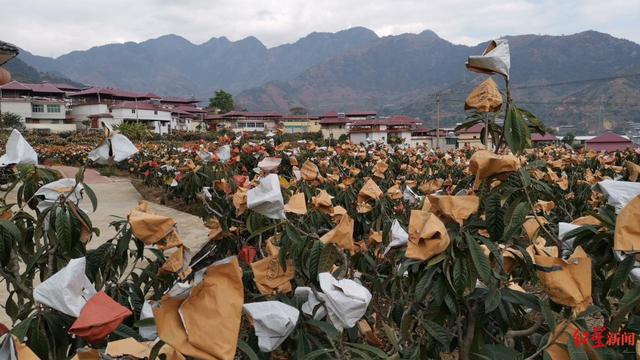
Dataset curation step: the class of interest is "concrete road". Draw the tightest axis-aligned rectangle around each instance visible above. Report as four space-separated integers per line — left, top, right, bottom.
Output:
0 166 209 326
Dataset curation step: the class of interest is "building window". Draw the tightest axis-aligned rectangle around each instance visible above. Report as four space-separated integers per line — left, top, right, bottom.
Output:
446 138 457 145
32 104 44 113
47 104 61 113
154 110 158 115
50 119 60 124
131 109 136 114
255 122 264 128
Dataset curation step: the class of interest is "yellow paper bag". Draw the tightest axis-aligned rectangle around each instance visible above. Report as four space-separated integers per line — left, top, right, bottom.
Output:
427 195 480 225
406 210 450 261
535 246 592 313
320 214 355 251
464 77 502 113
614 195 640 251
284 192 307 215
469 150 520 190
251 240 295 295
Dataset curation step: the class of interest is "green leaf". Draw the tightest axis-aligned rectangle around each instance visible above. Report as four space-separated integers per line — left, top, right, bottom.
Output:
415 268 436 302
608 254 635 292
504 106 531 154
474 344 524 360
500 288 541 311
5 294 18 320
540 299 556 330
453 257 468 296
309 241 324 283
149 340 166 360
0 219 21 266
611 286 640 330
11 316 33 340
464 232 492 284
75 166 85 184
307 319 339 339
55 207 72 251
83 182 98 212
421 319 450 350
503 201 530 241
304 348 335 360
318 244 340 275
237 339 259 360
346 343 388 359
485 286 502 313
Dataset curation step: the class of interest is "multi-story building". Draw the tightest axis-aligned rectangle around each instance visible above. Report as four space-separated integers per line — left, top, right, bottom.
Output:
319 112 351 139
0 81 75 132
109 102 173 135
410 128 458 150
279 115 321 133
348 115 420 144
456 123 489 149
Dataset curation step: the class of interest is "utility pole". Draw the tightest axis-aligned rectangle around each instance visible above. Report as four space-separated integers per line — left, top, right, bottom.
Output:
435 94 441 149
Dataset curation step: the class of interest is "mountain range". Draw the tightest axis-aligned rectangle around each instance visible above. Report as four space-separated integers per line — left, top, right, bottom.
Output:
9 28 640 130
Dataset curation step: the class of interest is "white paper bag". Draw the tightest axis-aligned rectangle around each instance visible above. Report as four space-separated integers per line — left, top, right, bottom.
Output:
383 219 409 255
595 180 640 212
0 129 37 166
466 39 511 78
139 300 158 340
0 335 17 360
34 178 84 212
258 157 281 172
294 287 327 320
216 145 231 163
33 257 97 317
318 272 372 331
247 174 286 219
243 301 299 352
558 222 581 257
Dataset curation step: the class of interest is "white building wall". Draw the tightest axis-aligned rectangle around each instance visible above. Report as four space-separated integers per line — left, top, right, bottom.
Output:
0 100 32 121
71 104 109 122
350 131 387 144
110 108 172 135
31 103 66 120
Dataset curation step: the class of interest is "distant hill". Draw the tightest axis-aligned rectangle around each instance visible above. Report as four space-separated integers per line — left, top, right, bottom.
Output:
17 27 378 99
237 30 640 130
4 57 84 86
15 28 640 130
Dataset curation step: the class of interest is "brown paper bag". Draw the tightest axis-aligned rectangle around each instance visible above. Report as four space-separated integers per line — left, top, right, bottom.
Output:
106 338 151 358
469 150 520 190
614 195 640 251
320 214 355 251
284 192 307 215
128 203 176 245
523 216 548 240
233 188 248 216
625 160 640 182
406 210 450 261
427 195 480 225
534 200 555 215
464 77 502 113
535 246 592 313
312 190 334 214
180 257 244 360
358 179 383 202
386 184 403 200
301 160 319 181
251 239 295 295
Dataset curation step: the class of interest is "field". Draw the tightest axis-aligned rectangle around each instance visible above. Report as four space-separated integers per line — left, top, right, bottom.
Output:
1 129 639 359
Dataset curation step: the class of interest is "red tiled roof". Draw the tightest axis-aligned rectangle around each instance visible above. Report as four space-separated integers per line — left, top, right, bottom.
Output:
322 111 339 118
456 123 484 134
160 96 199 104
319 117 351 125
69 87 151 99
281 115 319 120
346 111 377 117
531 133 557 141
110 101 169 111
43 83 83 92
0 80 30 91
205 114 224 121
351 115 420 127
172 109 197 117
221 111 282 118
173 105 207 113
585 132 632 144
23 83 65 94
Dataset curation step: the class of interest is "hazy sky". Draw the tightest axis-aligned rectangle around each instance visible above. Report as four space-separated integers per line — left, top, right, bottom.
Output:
2 0 639 57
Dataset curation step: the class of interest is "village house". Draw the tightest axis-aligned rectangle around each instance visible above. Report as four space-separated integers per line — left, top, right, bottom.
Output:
456 123 489 149
410 127 458 150
348 115 420 144
319 112 351 139
585 132 636 152
280 115 321 133
0 80 75 132
530 133 558 147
